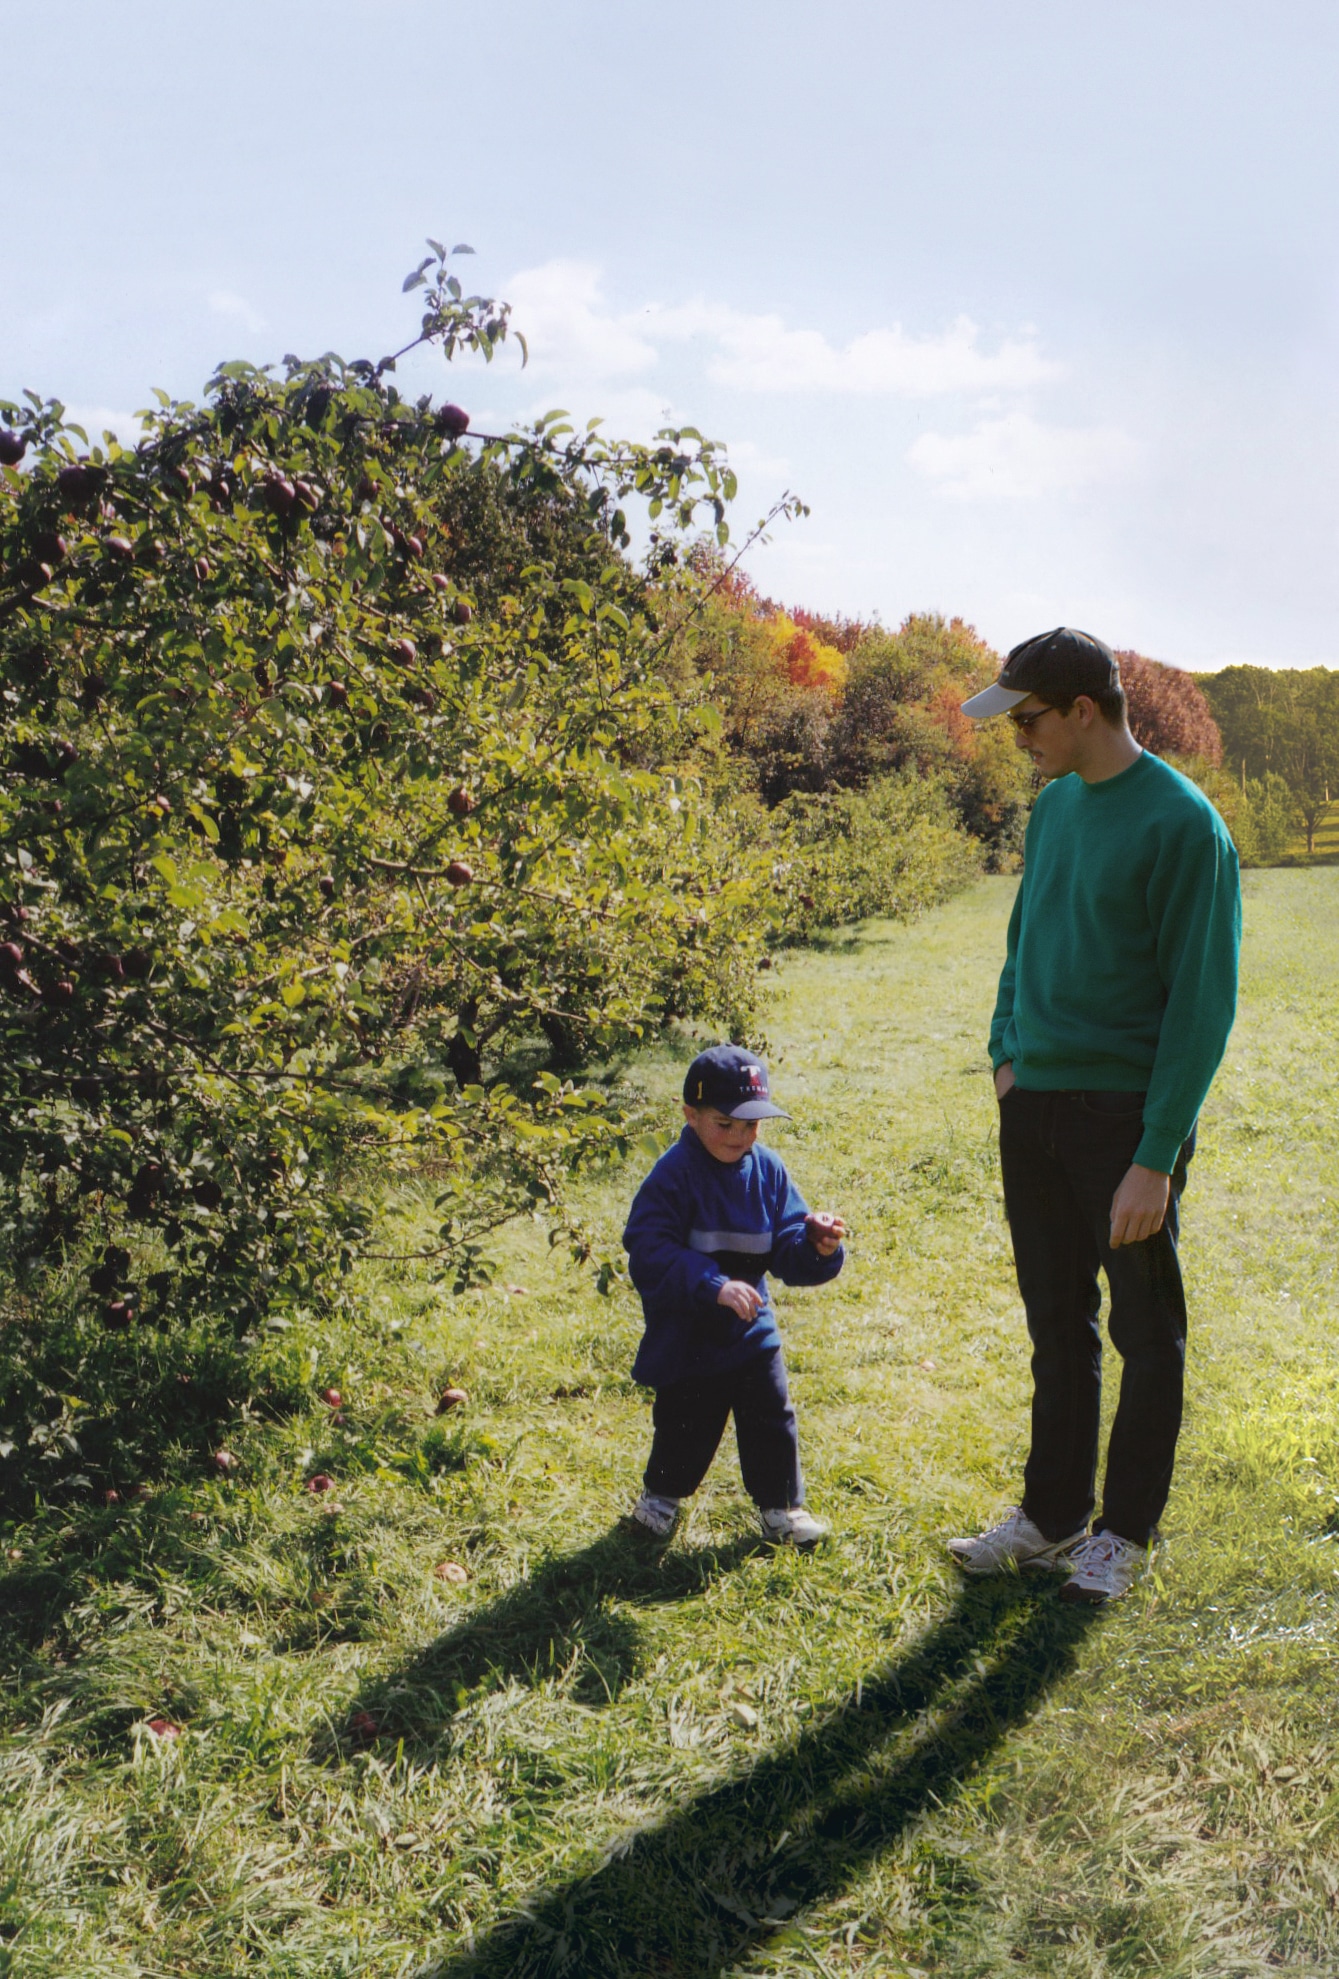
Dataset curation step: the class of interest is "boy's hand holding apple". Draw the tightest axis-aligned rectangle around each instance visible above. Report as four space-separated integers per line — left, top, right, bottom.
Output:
805 1211 846 1258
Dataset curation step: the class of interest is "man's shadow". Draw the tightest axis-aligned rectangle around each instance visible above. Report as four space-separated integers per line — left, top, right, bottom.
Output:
420 1575 1100 1978
340 1523 760 1744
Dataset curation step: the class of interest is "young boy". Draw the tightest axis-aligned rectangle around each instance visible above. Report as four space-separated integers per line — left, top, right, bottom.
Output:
622 1044 846 1545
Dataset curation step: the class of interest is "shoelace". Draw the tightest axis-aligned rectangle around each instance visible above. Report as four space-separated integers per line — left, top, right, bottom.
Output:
1075 1533 1121 1569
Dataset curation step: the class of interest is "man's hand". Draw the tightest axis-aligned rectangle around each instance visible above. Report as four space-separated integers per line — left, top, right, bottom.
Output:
994 1061 1016 1099
1109 1163 1171 1248
717 1279 764 1320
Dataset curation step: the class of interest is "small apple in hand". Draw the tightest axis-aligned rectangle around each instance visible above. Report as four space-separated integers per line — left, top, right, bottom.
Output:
805 1211 846 1256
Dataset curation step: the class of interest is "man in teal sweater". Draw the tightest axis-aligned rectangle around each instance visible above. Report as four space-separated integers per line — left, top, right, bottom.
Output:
949 628 1240 1602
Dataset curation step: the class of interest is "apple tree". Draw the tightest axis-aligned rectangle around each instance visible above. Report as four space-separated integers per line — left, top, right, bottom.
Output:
0 246 782 1349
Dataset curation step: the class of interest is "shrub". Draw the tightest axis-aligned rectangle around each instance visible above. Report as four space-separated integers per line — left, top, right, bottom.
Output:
770 771 982 937
1176 762 1301 867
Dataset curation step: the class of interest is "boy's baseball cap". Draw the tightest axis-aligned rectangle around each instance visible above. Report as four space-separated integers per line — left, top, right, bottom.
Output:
683 1045 789 1120
961 627 1120 718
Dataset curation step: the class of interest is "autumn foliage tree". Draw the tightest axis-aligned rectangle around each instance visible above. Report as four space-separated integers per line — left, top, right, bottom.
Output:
1115 650 1222 763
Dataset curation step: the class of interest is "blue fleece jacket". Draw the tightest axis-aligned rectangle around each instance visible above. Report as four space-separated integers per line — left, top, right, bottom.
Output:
623 1126 845 1388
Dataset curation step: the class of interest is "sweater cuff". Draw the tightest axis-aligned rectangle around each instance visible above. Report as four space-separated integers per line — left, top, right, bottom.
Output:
1133 1126 1181 1175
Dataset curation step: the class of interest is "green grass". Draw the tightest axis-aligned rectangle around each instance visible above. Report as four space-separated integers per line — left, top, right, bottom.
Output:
5 870 1339 1977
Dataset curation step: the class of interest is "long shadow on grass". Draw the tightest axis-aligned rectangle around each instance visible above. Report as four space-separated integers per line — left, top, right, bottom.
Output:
343 1523 760 1739
431 1578 1099 1979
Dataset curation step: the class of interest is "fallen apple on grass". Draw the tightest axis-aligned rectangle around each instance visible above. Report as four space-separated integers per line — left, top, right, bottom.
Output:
146 1718 182 1740
321 1388 342 1410
435 1386 468 1413
348 1710 380 1745
305 1473 335 1494
213 1449 239 1475
434 1560 468 1584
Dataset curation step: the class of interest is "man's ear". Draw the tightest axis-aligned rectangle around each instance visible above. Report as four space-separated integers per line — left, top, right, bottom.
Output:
1072 695 1097 728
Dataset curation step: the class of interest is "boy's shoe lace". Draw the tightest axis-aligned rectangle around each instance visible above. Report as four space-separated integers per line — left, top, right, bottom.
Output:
1059 1529 1150 1603
947 1506 1086 1576
759 1505 829 1547
630 1492 681 1539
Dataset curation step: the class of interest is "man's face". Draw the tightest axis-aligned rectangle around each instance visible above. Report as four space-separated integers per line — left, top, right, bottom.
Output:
684 1104 759 1163
1008 693 1086 778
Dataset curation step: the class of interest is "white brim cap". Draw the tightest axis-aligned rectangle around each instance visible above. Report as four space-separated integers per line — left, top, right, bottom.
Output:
960 682 1031 719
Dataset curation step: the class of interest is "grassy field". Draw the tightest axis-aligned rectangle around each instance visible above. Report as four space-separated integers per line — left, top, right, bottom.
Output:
5 870 1339 1978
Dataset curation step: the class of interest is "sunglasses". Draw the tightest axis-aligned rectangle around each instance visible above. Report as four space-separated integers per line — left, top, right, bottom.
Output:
1008 703 1063 732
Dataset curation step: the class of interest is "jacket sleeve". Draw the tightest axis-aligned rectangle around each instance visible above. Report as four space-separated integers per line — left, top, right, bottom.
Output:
1137 816 1241 1173
989 871 1026 1070
623 1163 728 1309
767 1165 845 1287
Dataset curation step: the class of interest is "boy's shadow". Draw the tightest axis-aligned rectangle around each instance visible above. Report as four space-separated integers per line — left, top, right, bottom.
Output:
420 1575 1100 1978
345 1522 759 1745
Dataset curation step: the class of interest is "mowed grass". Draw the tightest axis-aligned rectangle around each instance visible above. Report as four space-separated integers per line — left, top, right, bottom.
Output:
5 871 1339 1978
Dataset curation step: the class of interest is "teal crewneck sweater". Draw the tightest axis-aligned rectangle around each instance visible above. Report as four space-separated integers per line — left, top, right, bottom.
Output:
990 751 1241 1174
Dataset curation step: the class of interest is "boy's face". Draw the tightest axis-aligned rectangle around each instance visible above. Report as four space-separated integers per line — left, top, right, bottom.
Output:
683 1103 759 1164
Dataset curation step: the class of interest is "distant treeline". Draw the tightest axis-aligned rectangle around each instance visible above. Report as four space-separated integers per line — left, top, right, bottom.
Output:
677 569 1337 867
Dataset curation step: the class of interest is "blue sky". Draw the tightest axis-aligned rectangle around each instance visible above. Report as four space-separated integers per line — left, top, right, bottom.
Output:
4 1 1337 667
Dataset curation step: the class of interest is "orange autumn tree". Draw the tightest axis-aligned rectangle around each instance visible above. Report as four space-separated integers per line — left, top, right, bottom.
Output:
765 613 847 694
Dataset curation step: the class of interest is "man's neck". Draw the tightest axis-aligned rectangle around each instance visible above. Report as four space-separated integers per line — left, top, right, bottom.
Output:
1075 727 1143 785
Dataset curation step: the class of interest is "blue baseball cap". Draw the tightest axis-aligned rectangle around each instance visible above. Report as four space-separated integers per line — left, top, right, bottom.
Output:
683 1045 789 1120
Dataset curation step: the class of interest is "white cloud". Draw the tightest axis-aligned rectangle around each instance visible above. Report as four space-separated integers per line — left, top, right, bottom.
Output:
505 260 1056 401
505 261 657 381
208 289 265 333
907 412 1142 501
696 311 1055 398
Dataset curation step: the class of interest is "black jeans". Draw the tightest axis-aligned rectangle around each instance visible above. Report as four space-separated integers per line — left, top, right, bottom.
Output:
998 1086 1194 1548
644 1347 802 1509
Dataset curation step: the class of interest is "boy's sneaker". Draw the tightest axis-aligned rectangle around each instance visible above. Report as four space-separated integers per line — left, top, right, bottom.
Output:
760 1506 829 1548
630 1491 681 1540
947 1507 1085 1577
1059 1529 1150 1604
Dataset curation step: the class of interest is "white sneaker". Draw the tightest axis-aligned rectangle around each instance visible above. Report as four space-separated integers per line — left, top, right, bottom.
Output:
630 1491 681 1539
1059 1529 1149 1603
759 1506 829 1547
947 1507 1085 1577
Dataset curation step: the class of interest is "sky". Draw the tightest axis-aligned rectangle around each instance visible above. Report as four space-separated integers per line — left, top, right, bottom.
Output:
3 0 1337 668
